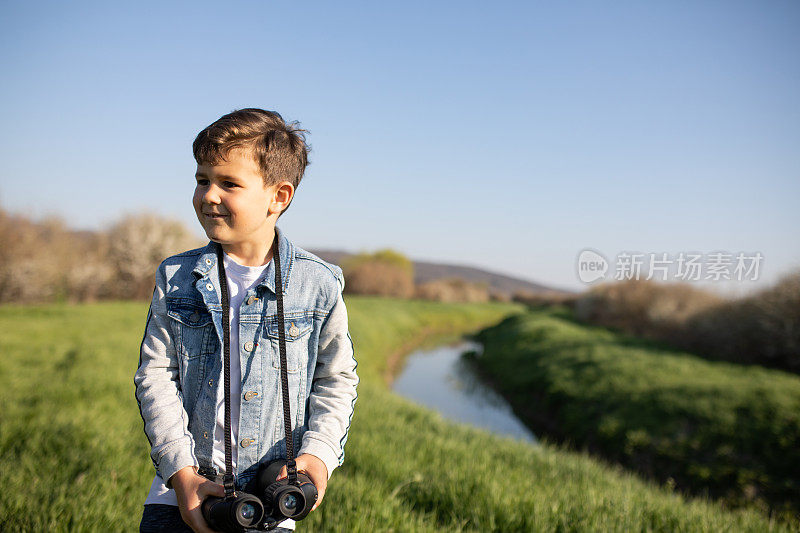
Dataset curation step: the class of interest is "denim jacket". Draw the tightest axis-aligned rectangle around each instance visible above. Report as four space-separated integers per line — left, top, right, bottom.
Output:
134 226 358 489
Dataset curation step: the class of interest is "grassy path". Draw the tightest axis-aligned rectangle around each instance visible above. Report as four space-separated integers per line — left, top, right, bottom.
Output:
0 299 794 531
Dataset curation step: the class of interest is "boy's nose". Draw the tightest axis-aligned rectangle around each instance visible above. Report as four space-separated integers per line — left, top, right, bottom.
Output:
202 184 222 204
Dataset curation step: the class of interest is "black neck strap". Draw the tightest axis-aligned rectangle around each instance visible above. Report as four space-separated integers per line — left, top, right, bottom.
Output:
272 234 298 485
215 231 296 498
216 242 235 496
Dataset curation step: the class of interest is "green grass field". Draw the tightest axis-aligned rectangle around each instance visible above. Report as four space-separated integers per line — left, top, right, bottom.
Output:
472 306 800 523
0 298 795 531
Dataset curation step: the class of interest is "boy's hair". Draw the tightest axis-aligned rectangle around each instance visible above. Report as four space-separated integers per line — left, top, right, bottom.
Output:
193 108 310 215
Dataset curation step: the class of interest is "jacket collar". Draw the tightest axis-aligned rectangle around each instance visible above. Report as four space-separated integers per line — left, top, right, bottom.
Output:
192 225 293 295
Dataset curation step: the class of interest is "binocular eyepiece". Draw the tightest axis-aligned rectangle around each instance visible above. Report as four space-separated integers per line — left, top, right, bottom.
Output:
201 460 318 532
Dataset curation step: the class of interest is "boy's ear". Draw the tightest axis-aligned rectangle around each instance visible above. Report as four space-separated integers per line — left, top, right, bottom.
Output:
269 181 295 215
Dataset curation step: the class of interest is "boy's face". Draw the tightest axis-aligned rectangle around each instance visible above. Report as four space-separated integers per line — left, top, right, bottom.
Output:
193 149 288 251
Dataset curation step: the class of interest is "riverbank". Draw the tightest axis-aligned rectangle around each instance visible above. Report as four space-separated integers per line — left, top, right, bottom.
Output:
472 306 800 523
0 299 794 531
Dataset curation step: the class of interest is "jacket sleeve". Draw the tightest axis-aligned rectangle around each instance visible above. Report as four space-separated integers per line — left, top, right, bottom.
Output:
299 270 359 478
134 262 199 487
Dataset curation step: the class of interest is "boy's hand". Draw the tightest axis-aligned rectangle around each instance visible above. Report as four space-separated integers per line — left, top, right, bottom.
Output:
276 454 328 511
170 466 226 533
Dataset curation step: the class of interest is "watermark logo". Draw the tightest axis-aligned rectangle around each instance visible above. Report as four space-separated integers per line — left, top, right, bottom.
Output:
577 249 609 283
576 250 763 283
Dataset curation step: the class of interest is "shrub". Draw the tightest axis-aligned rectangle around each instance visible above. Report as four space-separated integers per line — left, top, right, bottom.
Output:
0 211 88 303
682 270 800 372
513 290 578 308
415 278 490 303
572 273 800 373
0 208 201 303
574 279 722 337
106 213 202 299
342 249 414 298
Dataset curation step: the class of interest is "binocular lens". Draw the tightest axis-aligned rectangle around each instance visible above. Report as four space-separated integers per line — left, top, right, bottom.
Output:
249 460 317 522
238 502 257 521
281 493 298 511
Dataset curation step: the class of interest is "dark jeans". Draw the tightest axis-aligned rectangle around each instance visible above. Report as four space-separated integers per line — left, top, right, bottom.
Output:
140 504 293 532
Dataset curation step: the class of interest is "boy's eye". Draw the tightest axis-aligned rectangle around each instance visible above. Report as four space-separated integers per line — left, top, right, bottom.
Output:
223 181 238 188
196 178 209 186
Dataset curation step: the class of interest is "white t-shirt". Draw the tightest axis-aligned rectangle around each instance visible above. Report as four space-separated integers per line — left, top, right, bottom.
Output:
144 252 295 529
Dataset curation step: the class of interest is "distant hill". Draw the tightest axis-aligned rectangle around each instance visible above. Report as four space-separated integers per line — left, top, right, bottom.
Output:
308 249 576 297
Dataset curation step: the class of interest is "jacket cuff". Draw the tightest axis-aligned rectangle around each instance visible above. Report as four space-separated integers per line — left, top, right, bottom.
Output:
158 442 199 489
299 434 339 480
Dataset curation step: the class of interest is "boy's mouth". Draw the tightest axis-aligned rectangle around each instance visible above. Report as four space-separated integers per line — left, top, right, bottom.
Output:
203 212 228 219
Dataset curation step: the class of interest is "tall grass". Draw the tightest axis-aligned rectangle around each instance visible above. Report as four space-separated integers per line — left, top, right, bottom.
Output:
0 299 794 531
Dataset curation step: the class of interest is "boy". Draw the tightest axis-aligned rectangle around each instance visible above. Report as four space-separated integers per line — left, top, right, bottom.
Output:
134 108 358 533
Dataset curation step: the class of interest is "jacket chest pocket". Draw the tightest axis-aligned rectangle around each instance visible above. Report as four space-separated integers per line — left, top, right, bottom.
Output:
166 302 218 413
167 303 218 360
264 313 314 373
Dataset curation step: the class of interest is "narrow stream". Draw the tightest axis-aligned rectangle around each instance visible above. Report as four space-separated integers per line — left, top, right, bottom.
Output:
392 340 537 443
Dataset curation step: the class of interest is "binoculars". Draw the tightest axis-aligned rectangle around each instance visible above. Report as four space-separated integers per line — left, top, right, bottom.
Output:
202 460 318 532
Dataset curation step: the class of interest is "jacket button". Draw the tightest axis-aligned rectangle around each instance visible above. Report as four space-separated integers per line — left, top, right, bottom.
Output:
205 283 213 291
244 341 255 352
190 311 200 322
244 391 258 401
240 438 255 448
203 432 208 439
289 323 300 337
246 295 258 305
208 379 213 387
205 258 213 266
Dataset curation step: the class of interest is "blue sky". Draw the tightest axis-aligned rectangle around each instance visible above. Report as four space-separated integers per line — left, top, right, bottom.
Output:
1 1 798 294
